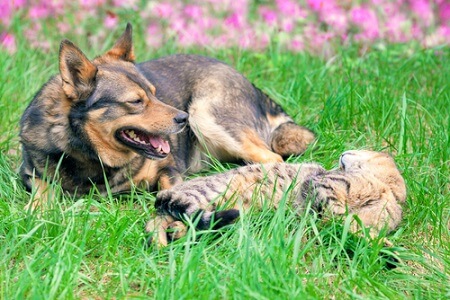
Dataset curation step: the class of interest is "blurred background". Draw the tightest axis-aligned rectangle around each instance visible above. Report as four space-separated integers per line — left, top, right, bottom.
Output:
1 0 449 56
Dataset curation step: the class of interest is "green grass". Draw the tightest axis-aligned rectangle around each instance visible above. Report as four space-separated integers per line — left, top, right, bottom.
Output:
1 24 449 299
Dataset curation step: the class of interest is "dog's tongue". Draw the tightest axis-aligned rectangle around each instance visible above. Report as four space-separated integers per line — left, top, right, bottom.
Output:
149 136 170 154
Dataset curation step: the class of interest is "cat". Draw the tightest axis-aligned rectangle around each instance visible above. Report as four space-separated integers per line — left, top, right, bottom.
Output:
146 150 407 247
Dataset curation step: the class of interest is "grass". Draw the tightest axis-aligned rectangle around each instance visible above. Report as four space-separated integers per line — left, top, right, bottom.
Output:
1 23 449 299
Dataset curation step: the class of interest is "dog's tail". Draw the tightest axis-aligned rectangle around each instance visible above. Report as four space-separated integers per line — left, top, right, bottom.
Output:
255 85 316 157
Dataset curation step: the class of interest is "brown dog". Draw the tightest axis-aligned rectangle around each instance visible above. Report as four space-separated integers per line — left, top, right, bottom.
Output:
19 24 315 209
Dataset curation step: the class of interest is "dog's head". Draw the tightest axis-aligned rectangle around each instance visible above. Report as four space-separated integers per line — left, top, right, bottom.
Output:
59 24 188 167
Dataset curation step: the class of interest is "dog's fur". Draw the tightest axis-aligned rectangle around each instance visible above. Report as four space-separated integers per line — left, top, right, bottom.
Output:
19 24 315 209
146 150 406 247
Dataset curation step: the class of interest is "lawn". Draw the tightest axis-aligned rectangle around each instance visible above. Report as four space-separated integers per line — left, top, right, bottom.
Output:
1 19 449 300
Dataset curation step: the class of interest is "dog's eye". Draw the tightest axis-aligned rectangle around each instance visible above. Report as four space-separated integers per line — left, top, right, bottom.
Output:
129 99 143 105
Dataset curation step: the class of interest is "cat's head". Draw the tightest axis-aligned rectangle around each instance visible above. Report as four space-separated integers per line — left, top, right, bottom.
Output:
339 150 406 203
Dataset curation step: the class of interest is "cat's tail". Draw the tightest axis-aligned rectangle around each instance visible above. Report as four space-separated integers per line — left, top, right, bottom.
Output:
194 209 240 230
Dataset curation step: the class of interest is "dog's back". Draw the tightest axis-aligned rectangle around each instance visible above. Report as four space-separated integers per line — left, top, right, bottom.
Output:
139 54 315 172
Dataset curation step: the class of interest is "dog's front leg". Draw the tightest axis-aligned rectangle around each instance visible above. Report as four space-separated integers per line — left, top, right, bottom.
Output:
24 177 52 211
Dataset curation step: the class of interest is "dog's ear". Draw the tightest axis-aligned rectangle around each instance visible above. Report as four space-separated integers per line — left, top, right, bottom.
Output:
59 40 97 101
105 23 135 62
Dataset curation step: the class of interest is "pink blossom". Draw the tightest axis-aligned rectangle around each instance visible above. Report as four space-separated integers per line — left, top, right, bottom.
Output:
385 13 408 42
411 23 423 39
307 0 335 12
259 6 277 26
228 0 249 16
410 0 433 26
438 2 450 23
79 0 106 8
351 7 380 41
12 0 26 8
197 16 217 30
0 32 16 54
57 22 71 34
276 0 306 18
170 18 186 33
289 36 304 52
184 5 202 19
104 12 118 29
113 0 138 9
0 2 12 25
146 24 163 48
218 35 231 47
322 7 348 34
28 4 51 19
281 18 295 33
438 25 450 39
225 12 245 29
153 2 173 18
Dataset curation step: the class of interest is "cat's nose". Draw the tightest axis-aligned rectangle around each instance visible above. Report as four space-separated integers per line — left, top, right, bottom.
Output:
339 151 354 170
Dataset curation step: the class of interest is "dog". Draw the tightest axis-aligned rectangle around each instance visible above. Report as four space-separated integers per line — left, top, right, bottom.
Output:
19 23 315 210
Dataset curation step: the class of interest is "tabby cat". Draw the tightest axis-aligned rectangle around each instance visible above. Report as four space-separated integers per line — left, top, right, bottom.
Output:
146 150 407 247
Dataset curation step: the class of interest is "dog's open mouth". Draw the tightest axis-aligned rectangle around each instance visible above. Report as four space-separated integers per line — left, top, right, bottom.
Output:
116 128 170 159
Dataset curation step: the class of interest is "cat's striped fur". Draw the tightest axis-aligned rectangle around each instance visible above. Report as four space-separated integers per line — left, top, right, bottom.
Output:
146 150 406 246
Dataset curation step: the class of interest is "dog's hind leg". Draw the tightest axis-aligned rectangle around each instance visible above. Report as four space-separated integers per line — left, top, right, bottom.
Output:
238 128 284 163
188 108 283 164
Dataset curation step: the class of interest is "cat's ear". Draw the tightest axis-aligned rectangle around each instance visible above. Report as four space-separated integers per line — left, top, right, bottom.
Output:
59 39 97 101
104 23 135 62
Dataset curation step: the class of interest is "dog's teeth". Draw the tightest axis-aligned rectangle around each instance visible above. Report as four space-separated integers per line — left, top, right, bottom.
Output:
126 130 136 138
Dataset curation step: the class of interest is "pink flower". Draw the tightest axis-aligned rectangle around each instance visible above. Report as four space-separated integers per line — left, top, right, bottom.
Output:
28 4 51 19
228 0 249 16
0 2 12 25
79 0 106 8
322 7 348 34
170 18 186 33
13 0 26 8
289 36 304 52
259 6 277 26
411 23 423 39
57 22 71 34
146 24 163 48
281 18 295 32
351 7 380 41
113 0 137 9
438 25 450 39
1 32 17 54
307 0 335 12
104 12 118 29
184 5 202 19
385 13 408 42
276 0 306 18
225 12 245 29
438 2 450 23
410 0 433 26
153 2 173 18
197 16 217 30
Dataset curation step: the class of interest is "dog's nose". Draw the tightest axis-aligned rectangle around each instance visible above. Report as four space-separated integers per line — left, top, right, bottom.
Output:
174 112 188 125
